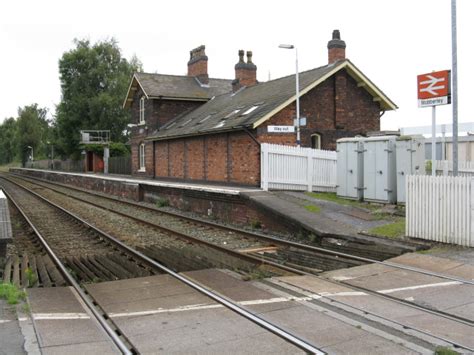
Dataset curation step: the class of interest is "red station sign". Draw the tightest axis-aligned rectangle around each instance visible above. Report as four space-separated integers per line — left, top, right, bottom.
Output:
417 70 451 107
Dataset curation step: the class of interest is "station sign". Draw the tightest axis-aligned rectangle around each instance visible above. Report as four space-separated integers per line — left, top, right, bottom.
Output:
417 70 451 107
268 125 295 133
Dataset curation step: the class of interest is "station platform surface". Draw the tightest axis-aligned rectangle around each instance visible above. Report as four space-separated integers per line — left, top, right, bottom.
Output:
24 287 119 354
0 189 13 257
7 254 471 353
80 269 423 353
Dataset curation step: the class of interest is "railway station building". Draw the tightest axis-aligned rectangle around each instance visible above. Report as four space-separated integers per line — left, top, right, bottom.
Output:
123 30 397 186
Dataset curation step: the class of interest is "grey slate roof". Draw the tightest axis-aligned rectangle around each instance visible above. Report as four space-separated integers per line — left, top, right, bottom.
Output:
135 73 232 100
147 62 340 141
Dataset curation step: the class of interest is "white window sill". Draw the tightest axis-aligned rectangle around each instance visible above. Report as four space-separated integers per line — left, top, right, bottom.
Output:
138 168 146 172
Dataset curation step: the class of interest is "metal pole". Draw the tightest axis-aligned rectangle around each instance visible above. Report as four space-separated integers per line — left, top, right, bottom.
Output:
432 106 436 176
451 0 458 176
295 48 301 147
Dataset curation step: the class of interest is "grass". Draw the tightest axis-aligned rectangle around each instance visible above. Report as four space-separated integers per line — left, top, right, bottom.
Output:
0 283 26 305
305 192 378 210
434 346 460 355
155 197 169 208
304 204 321 213
367 220 406 239
0 162 21 172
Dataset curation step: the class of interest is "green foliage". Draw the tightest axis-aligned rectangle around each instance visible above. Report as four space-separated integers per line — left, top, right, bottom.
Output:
368 220 406 239
0 283 26 305
250 219 262 229
25 268 37 287
305 192 378 210
16 104 50 164
80 142 130 157
425 160 432 174
434 346 459 355
55 38 142 157
155 197 169 208
304 204 321 213
0 118 18 164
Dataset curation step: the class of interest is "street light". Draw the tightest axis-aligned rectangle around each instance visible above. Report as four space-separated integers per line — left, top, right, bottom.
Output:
279 44 301 147
27 146 34 162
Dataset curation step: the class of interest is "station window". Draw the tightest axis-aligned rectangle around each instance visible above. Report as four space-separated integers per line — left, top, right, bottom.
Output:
139 143 146 171
139 97 145 124
311 133 321 150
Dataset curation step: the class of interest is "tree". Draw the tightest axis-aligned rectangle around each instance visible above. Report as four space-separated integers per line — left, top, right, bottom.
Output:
0 117 18 164
16 104 49 165
55 39 142 157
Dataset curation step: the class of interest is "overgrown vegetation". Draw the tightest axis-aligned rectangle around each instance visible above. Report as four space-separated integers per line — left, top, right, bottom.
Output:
368 220 405 239
434 346 460 355
305 192 378 210
155 197 169 208
304 204 321 213
0 283 26 305
250 219 262 229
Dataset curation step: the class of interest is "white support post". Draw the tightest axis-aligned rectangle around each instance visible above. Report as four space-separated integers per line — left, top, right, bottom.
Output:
261 144 269 191
307 150 313 192
104 146 110 174
432 106 436 176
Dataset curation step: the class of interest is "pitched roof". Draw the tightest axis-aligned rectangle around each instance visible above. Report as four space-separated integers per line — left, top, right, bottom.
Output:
146 60 397 141
123 73 232 108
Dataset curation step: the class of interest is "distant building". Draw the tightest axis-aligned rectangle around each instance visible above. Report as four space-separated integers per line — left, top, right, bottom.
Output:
124 30 397 186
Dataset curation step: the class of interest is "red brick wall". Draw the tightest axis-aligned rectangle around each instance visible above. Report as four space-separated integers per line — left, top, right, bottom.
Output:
186 138 205 180
229 132 260 185
257 69 380 150
155 141 169 177
169 140 185 179
152 132 260 186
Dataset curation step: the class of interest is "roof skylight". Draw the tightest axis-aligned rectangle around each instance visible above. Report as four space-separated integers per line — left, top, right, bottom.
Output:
242 105 259 115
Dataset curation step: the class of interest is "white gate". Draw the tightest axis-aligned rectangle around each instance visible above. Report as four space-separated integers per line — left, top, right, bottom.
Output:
406 175 473 247
260 143 337 192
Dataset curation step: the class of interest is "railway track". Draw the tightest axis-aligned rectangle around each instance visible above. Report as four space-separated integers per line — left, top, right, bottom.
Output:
0 175 325 354
2 173 473 352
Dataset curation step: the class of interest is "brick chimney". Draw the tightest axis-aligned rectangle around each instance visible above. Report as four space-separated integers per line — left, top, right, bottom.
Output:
187 45 209 85
327 30 346 64
232 50 257 92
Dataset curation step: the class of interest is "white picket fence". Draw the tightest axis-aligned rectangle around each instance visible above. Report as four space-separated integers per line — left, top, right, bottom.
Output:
406 175 474 247
260 143 337 192
435 160 474 176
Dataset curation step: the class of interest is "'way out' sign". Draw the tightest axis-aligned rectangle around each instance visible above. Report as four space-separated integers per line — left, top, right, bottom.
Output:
417 70 451 107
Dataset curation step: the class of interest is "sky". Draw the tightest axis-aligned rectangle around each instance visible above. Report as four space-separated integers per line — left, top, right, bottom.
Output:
1 0 473 133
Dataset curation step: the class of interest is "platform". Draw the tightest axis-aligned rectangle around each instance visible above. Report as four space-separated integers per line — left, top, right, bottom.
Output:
0 189 13 258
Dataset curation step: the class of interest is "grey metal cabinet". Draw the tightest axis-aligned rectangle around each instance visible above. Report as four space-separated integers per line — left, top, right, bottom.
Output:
363 136 397 204
337 137 364 200
396 136 425 203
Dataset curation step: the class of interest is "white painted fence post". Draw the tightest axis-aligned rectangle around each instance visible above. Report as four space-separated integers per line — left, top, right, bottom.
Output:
261 144 269 191
307 149 313 192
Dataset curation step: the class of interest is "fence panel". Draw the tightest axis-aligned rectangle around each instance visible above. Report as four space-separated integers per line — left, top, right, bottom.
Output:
260 143 337 192
406 175 473 247
434 160 474 177
109 156 132 175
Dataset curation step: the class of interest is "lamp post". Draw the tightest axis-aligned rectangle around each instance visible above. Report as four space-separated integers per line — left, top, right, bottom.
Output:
279 44 301 147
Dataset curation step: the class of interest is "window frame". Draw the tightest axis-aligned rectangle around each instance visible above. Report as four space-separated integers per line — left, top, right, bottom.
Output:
139 142 146 172
139 97 145 124
311 133 322 150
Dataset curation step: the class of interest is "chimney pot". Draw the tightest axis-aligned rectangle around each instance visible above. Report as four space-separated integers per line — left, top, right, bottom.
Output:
327 29 346 64
233 49 257 92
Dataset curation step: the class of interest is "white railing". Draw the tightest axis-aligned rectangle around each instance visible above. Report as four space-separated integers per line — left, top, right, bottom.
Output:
406 175 473 247
260 143 337 192
434 160 474 176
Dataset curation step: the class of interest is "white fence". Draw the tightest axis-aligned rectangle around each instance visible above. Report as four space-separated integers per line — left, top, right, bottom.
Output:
406 175 473 247
434 160 474 177
260 143 337 192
